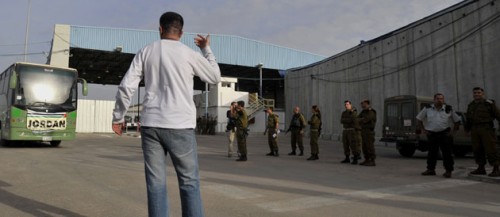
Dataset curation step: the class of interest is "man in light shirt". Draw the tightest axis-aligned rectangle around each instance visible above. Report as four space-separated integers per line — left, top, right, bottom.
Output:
416 93 460 178
111 12 221 217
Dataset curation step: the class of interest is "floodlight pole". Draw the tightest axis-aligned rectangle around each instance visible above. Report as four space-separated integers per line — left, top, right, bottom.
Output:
24 0 32 62
257 63 263 98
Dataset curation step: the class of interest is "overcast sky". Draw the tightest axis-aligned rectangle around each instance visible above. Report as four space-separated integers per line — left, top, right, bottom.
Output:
0 0 463 101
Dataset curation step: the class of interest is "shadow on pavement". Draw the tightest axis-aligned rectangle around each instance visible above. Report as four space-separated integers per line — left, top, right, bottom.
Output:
0 180 85 217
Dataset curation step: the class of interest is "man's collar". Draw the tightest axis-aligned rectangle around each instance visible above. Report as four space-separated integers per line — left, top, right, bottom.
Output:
432 104 445 111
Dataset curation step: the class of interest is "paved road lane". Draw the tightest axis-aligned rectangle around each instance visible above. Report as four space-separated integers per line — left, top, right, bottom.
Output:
0 133 499 217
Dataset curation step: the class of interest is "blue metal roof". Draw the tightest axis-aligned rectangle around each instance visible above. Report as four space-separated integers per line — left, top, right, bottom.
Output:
69 25 325 70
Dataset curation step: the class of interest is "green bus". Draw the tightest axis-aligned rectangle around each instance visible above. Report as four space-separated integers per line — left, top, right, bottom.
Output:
0 62 88 147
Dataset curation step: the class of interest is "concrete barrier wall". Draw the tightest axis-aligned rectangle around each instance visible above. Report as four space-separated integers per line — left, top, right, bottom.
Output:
285 0 500 140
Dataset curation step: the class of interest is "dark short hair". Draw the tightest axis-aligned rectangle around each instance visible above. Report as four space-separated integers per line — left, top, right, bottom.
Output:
473 87 484 92
361 99 370 105
160 12 183 34
344 100 351 104
237 100 245 107
312 105 321 116
434 93 444 99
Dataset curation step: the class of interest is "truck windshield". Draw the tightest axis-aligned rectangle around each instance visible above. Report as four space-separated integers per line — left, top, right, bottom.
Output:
15 65 77 111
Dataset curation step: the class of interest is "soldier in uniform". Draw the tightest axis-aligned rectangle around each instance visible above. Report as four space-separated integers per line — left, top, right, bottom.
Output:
307 105 322 160
465 87 500 177
232 100 249 162
286 106 307 156
341 100 361 164
358 99 377 166
264 107 280 156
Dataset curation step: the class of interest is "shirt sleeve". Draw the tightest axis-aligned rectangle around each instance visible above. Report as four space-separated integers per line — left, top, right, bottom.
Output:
193 46 221 85
112 51 143 123
493 103 500 121
416 108 427 121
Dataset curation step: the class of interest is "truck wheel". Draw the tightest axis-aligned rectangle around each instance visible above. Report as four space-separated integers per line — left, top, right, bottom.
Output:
50 141 61 147
396 142 416 157
453 147 468 157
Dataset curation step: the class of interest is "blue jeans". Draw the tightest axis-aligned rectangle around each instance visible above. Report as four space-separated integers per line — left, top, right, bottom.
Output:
140 127 204 217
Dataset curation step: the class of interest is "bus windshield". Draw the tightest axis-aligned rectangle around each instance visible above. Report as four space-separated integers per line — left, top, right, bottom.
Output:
15 65 77 111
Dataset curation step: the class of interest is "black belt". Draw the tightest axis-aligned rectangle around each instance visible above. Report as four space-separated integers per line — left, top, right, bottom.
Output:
428 128 450 134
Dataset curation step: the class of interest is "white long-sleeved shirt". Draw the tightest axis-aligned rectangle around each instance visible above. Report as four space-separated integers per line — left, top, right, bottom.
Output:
112 39 221 129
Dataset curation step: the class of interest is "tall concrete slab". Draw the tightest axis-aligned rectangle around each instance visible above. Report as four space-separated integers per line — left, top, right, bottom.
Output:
285 0 500 139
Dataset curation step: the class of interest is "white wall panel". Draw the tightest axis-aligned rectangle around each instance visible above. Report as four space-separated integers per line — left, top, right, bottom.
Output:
76 99 115 133
94 100 115 133
76 99 95 133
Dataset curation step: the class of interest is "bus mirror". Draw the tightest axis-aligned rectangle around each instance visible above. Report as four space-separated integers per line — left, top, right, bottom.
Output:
79 78 88 96
9 71 17 89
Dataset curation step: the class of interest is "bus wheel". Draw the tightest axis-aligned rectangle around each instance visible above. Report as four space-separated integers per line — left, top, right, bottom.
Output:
396 142 416 157
1 139 11 147
50 141 62 147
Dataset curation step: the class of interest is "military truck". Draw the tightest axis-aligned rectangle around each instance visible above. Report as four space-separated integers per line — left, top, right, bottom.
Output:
380 95 472 157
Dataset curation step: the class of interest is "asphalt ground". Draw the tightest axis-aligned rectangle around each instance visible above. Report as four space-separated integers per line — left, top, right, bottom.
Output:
0 132 499 217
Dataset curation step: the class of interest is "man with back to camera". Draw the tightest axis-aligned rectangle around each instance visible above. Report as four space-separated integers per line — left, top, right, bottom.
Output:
465 87 500 177
417 93 460 178
111 12 221 217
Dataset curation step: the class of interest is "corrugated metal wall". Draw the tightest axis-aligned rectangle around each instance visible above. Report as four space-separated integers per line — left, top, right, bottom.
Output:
69 26 325 70
76 99 114 133
285 0 500 140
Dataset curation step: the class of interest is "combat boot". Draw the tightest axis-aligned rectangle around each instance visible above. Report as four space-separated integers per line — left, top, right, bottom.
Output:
442 170 452 178
288 151 296 156
307 154 318 161
236 155 247 162
351 155 359 165
266 152 274 156
298 150 304 156
488 166 500 177
363 159 376 166
340 155 350 163
359 159 368 165
469 165 487 175
421 169 436 176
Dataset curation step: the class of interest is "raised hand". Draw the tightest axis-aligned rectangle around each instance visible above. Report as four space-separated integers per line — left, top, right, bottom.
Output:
194 34 210 49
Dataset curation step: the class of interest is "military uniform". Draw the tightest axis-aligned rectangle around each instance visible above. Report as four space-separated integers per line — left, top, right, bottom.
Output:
266 113 279 156
307 113 321 160
358 107 377 166
288 113 307 155
341 109 361 164
234 109 248 161
465 99 500 176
